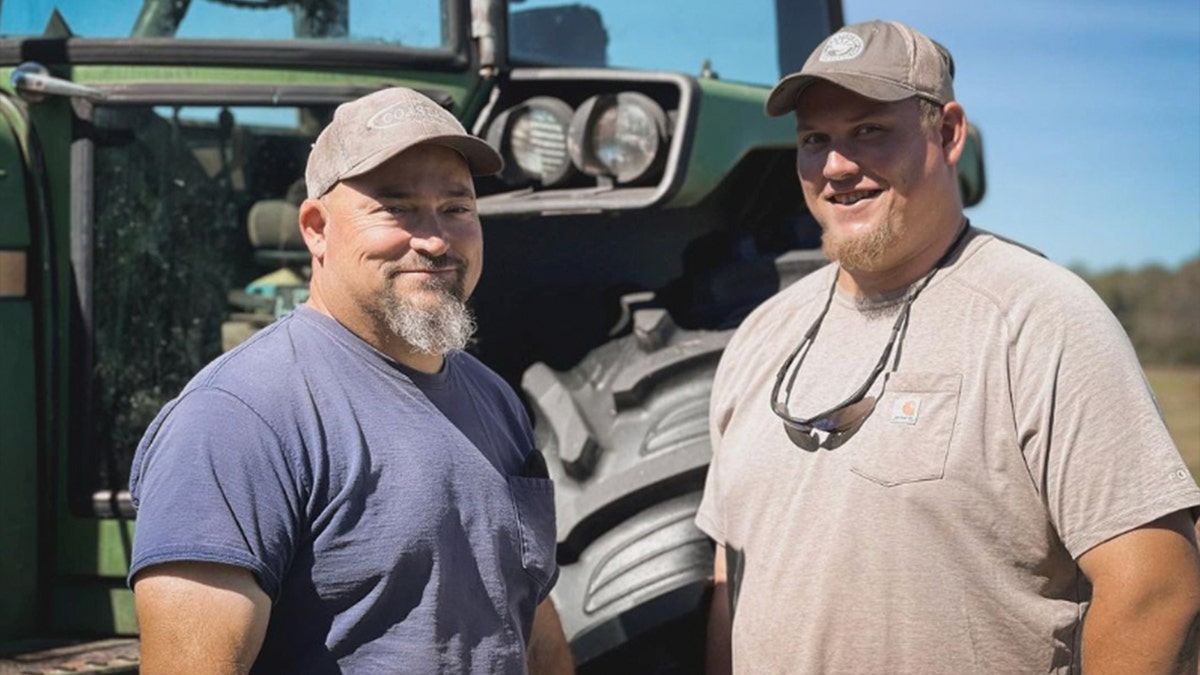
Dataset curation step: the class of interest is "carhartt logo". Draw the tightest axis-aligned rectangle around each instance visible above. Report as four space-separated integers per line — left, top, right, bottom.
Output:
819 32 865 62
366 100 441 129
891 396 921 425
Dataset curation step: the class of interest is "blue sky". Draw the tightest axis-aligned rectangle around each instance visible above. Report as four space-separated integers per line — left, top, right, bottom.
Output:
4 0 1198 271
844 0 1200 272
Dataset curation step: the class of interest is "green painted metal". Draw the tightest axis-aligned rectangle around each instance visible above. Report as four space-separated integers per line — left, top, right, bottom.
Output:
0 104 31 248
0 86 137 636
457 75 499 130
668 78 797 209
52 582 138 635
34 96 101 635
56 518 137 580
72 63 471 88
0 93 39 641
959 125 986 207
0 301 38 638
69 64 478 116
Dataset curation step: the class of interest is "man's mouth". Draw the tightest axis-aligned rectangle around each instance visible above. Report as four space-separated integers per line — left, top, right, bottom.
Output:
387 267 465 300
387 255 466 277
829 189 881 206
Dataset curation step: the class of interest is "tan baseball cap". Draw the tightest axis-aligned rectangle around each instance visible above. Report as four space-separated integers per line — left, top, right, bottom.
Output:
305 87 503 198
765 20 955 117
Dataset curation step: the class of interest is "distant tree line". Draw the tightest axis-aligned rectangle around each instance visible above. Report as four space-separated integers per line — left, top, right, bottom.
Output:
1076 256 1200 365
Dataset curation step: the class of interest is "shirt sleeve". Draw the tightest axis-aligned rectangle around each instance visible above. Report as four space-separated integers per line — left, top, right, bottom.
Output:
694 274 831 547
695 322 752 546
1012 275 1200 559
128 386 307 600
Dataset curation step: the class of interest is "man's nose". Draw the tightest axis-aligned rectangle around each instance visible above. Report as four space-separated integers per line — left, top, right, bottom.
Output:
822 147 860 181
407 213 451 257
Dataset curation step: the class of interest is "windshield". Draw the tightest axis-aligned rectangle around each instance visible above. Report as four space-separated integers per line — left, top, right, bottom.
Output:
0 0 446 47
508 0 832 85
84 100 327 490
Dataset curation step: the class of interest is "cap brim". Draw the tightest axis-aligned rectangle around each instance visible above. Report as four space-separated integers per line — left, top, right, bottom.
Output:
424 134 505 177
765 72 921 117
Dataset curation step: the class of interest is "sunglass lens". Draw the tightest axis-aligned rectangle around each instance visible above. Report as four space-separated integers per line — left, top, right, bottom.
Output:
821 396 877 433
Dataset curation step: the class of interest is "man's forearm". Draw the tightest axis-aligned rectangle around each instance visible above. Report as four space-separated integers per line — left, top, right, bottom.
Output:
706 580 732 675
527 599 574 674
707 543 732 675
1077 512 1200 674
1082 594 1200 674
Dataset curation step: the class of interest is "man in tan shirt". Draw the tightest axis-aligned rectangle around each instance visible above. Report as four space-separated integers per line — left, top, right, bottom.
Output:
697 20 1200 674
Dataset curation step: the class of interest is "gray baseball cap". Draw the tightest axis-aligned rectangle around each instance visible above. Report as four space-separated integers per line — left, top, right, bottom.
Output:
305 87 503 198
765 20 955 117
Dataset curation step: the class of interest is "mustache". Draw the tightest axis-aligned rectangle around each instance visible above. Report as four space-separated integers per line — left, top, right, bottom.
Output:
382 253 467 276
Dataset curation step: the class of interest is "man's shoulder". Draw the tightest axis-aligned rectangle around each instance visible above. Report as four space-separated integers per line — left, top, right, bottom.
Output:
182 311 319 402
741 261 837 332
448 348 497 375
951 228 1103 315
963 228 1055 272
447 350 520 401
713 262 836 376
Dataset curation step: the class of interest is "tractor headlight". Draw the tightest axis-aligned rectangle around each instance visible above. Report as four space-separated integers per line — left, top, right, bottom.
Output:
486 96 575 187
568 91 668 184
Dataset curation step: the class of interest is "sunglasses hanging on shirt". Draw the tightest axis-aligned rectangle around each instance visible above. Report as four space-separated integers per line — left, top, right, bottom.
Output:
769 222 970 435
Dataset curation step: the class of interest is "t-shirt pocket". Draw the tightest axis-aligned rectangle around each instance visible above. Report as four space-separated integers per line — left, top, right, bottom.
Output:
507 475 559 593
849 371 961 487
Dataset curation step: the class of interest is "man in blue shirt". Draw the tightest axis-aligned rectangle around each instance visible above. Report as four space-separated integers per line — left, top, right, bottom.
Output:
129 87 572 674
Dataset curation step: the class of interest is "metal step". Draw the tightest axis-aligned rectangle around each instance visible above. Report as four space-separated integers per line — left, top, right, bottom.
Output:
0 638 138 675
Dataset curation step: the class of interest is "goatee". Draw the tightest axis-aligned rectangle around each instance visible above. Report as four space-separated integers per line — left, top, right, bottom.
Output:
822 219 898 272
379 256 476 355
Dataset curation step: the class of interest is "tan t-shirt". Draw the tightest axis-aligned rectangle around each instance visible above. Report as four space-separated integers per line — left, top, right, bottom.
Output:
695 228 1200 674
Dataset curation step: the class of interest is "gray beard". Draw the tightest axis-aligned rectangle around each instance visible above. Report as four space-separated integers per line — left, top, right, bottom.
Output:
379 265 476 356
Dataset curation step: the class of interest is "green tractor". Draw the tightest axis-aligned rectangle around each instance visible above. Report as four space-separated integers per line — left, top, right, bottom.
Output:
0 1 984 671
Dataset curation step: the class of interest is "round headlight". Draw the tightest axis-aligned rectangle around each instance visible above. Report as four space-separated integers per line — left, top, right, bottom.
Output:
568 91 668 184
485 96 575 187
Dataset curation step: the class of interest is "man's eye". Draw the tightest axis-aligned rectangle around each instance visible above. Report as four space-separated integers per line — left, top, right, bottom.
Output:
855 125 884 137
799 133 827 149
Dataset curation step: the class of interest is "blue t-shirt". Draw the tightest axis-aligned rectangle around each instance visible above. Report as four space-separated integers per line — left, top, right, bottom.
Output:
129 306 558 674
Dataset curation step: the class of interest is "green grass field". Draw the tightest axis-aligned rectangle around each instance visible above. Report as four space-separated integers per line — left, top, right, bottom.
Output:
1145 366 1200 482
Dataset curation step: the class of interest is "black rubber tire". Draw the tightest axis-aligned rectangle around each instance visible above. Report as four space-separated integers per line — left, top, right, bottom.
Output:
522 308 733 670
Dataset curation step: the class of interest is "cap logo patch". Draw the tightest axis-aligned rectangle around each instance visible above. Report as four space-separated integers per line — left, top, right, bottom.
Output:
367 99 442 130
819 32 865 62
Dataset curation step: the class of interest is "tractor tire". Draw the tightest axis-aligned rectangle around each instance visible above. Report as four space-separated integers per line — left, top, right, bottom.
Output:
522 307 733 671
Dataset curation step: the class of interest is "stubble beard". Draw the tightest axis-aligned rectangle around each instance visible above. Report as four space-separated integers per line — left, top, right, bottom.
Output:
821 216 899 273
379 257 476 356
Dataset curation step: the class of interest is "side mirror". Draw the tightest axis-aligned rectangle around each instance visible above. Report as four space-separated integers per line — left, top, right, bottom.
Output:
958 123 986 207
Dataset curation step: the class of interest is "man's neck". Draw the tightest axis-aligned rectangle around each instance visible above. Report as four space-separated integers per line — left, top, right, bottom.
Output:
304 295 446 374
394 348 445 374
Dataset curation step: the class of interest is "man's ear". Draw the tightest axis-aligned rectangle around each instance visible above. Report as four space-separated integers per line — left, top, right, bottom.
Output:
298 198 329 262
940 101 968 167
